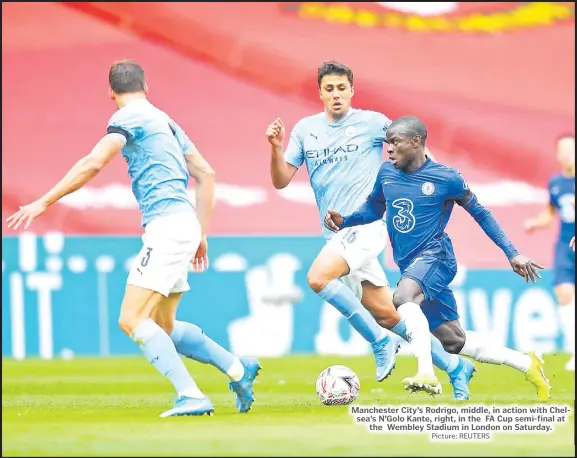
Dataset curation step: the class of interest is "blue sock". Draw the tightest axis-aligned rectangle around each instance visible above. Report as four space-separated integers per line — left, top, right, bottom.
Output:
171 320 240 378
391 319 460 374
318 280 384 344
131 318 203 398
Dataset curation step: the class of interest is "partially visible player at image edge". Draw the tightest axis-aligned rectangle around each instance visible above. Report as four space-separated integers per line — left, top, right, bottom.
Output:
6 60 261 417
525 133 575 371
267 61 475 400
324 115 551 401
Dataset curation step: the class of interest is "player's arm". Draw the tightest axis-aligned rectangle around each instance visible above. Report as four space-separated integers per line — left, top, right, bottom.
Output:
456 187 544 282
6 133 125 231
184 147 216 236
325 167 387 232
524 203 556 233
267 117 299 189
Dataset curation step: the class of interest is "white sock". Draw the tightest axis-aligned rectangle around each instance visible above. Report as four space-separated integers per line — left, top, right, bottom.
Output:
227 358 245 382
459 330 531 373
397 302 434 376
558 301 575 355
131 318 204 399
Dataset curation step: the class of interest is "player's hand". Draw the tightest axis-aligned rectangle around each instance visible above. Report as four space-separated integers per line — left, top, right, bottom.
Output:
192 235 209 273
509 254 544 283
324 210 343 233
6 200 48 231
523 218 539 233
266 117 285 148
570 236 575 252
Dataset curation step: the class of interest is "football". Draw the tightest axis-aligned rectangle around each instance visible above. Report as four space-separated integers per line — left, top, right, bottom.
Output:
315 365 360 406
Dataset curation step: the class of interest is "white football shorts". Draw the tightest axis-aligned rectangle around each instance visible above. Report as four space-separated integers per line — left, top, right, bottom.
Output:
323 219 390 300
127 211 201 297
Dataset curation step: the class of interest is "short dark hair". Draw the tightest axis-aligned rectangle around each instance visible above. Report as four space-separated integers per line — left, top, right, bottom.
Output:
317 61 354 88
109 60 146 94
389 116 428 144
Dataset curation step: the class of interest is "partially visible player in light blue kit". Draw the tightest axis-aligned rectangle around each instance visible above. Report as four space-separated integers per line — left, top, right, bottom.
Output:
267 61 474 399
525 134 575 371
7 60 260 418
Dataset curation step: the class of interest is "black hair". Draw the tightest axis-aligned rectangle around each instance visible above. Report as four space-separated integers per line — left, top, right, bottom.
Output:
317 61 353 88
389 116 428 145
109 60 146 94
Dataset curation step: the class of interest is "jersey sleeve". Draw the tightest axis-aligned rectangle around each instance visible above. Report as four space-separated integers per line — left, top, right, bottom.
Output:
284 122 305 168
371 112 393 144
106 109 131 145
447 168 470 201
168 118 196 155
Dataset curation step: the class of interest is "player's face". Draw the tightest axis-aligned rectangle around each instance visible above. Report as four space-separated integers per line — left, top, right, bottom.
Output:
386 129 419 170
556 137 575 170
319 74 354 120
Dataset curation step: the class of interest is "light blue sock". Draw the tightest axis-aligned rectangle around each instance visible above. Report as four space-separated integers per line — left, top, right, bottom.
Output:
131 318 203 398
318 280 384 344
391 319 460 374
171 321 241 379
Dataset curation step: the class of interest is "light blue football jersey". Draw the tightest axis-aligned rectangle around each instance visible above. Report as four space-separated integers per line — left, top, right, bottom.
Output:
107 99 195 227
284 108 392 239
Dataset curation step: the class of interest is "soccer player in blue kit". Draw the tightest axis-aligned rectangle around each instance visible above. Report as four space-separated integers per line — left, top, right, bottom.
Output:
324 115 551 400
267 61 476 400
525 134 575 371
7 60 261 417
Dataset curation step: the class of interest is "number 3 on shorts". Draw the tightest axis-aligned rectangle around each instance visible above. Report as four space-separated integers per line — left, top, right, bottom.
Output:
141 247 153 267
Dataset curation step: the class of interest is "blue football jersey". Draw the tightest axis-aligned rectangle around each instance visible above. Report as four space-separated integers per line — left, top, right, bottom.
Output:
107 99 195 227
284 108 392 239
548 173 575 244
363 158 468 271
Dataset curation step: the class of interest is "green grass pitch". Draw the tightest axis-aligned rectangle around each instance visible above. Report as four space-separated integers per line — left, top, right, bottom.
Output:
2 354 575 456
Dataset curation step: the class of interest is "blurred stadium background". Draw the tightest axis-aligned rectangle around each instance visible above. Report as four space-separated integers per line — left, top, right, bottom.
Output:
2 1 574 360
2 3 575 456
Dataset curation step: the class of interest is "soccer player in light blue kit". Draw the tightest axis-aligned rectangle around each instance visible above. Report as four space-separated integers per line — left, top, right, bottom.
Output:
267 61 475 399
7 60 261 417
324 115 551 400
525 134 575 371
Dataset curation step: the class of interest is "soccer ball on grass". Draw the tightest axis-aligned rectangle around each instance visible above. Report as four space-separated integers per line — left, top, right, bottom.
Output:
315 365 360 406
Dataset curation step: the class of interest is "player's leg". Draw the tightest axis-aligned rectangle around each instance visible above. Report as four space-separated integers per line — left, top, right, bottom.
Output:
122 212 216 417
393 256 461 394
418 292 475 400
553 244 575 371
555 283 575 371
309 222 403 379
154 288 261 413
117 284 213 417
433 320 551 401
360 275 473 399
350 274 402 381
392 277 440 393
308 224 392 346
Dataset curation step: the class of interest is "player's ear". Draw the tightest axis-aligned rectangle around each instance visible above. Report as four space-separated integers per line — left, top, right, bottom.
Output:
350 86 354 97
143 82 149 96
108 87 115 101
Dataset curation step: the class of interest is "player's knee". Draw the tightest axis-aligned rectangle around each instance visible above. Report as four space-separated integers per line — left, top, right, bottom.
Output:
307 269 332 293
392 290 420 309
118 312 147 336
441 330 466 354
118 314 135 336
